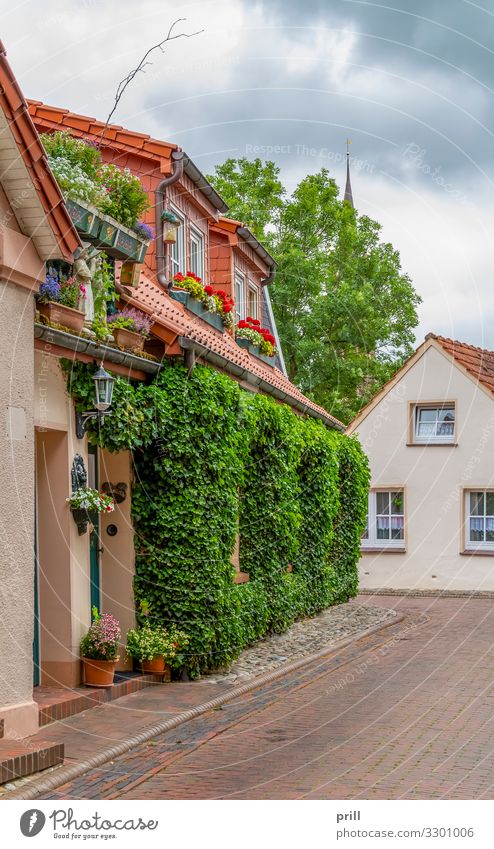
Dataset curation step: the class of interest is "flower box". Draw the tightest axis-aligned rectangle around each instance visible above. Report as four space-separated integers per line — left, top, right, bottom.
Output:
236 337 250 350
236 336 276 364
112 326 145 351
186 296 207 318
169 288 188 305
37 301 85 333
65 199 101 239
66 199 150 262
201 311 224 333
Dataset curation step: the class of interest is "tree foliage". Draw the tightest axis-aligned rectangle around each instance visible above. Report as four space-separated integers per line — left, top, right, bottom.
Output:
207 158 420 423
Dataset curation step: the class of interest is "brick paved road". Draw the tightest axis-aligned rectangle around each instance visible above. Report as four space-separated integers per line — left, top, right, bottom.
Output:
48 596 494 800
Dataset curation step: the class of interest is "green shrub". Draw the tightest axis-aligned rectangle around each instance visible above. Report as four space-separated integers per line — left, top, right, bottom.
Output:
62 359 369 676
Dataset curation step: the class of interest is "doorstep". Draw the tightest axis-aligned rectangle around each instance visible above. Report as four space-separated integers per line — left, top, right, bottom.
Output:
0 739 63 785
34 672 160 727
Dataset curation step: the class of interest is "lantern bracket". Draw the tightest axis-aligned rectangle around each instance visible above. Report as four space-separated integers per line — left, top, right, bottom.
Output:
75 410 112 440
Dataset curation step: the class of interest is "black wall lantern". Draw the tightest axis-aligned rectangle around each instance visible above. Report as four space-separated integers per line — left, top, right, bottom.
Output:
75 363 115 439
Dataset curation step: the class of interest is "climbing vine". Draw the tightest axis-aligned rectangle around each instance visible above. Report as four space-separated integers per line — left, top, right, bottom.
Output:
62 358 369 675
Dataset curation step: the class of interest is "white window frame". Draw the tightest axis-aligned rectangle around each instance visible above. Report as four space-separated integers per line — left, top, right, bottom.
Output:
362 489 405 550
247 283 259 320
464 489 494 551
412 403 456 444
169 205 186 277
189 225 204 280
235 271 246 323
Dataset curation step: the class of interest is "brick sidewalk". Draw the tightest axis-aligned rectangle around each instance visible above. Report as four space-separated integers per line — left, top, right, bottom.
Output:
41 595 494 800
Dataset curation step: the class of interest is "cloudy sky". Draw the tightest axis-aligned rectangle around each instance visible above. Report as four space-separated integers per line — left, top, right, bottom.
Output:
2 0 494 346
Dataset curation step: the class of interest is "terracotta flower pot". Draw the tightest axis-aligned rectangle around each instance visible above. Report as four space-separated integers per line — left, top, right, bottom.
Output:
82 657 118 687
112 326 145 351
141 656 171 680
37 301 85 333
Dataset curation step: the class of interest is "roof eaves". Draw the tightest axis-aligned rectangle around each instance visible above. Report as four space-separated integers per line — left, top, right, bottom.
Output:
182 153 228 213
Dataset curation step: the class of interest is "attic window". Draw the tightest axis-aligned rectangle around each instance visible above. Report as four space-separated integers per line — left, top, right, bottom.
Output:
413 404 455 444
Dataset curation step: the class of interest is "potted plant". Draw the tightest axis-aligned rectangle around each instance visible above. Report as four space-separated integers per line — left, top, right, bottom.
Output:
37 271 87 332
126 621 189 680
107 307 152 351
80 607 121 687
235 317 278 360
66 487 115 535
170 273 233 332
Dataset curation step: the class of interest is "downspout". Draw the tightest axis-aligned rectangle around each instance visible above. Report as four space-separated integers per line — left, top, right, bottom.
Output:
155 150 185 289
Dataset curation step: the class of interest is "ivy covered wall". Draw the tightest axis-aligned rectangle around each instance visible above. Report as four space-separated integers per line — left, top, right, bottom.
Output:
63 359 370 676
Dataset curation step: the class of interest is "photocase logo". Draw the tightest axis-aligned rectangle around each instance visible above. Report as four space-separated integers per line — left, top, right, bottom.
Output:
20 810 46 837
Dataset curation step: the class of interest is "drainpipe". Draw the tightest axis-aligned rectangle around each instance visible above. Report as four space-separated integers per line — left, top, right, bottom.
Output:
261 267 276 287
155 150 185 289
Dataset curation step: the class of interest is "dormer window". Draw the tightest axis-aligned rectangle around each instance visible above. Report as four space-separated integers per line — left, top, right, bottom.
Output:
189 226 204 279
170 206 185 276
235 271 246 322
248 284 259 320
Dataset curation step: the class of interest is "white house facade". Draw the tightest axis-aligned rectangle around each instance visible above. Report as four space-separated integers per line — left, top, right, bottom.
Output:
347 334 494 592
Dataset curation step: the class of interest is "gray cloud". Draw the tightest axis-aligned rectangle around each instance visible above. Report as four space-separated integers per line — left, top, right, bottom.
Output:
2 0 494 346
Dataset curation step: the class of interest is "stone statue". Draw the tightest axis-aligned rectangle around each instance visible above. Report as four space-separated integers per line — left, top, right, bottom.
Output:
73 243 103 325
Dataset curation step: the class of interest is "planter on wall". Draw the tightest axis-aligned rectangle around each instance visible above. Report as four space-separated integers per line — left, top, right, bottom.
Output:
235 337 276 364
37 301 85 333
82 657 118 687
169 290 225 333
169 288 188 305
111 327 145 351
66 199 149 263
201 311 224 333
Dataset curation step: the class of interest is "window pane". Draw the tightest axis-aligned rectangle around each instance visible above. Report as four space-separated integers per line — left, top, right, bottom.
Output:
391 492 404 514
470 492 484 516
376 492 389 514
438 407 455 422
486 517 494 542
437 408 454 435
470 517 484 541
486 493 494 516
418 408 436 422
417 421 436 437
390 516 404 540
376 516 390 539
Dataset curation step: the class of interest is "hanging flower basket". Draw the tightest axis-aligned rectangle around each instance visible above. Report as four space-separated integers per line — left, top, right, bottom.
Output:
67 488 115 535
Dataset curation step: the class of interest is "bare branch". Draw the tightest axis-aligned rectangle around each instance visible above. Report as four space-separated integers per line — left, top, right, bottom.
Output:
99 18 204 144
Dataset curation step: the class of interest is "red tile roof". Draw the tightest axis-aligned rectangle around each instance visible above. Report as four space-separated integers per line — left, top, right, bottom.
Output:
0 44 80 259
118 267 343 429
429 334 494 395
27 100 176 167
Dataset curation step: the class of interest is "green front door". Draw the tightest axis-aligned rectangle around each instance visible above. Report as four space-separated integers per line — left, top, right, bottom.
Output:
88 445 101 614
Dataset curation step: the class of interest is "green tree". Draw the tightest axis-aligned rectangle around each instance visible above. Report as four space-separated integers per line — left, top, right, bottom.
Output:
208 161 420 423
207 157 285 242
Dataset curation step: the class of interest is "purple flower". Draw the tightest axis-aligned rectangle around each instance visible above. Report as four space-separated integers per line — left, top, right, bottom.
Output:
133 220 154 241
38 274 61 303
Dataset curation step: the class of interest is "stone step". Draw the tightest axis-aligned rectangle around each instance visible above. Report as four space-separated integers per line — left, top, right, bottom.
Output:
0 739 63 785
35 672 161 726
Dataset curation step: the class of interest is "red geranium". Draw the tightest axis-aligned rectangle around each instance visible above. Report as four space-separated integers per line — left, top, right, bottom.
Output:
204 285 214 295
223 304 232 313
238 319 247 329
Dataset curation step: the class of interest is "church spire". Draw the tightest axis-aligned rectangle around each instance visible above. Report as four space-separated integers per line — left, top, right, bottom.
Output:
344 138 354 208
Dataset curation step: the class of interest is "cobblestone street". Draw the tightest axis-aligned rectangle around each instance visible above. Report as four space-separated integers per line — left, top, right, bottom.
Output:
40 595 494 800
